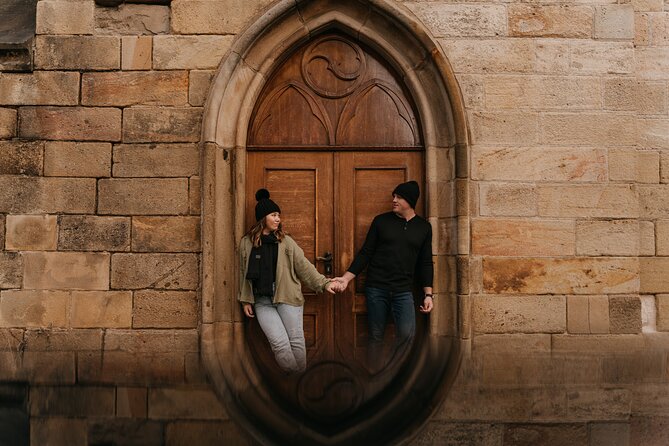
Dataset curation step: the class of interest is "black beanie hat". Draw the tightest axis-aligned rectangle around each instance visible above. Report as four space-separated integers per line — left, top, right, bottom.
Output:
392 180 419 209
255 188 281 221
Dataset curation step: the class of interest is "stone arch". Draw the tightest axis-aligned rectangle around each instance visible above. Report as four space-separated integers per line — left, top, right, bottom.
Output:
200 1 470 444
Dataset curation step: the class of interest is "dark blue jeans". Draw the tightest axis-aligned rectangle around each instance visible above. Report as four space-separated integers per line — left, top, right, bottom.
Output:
365 287 415 371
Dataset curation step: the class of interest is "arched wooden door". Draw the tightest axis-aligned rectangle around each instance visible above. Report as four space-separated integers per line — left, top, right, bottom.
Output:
245 33 425 419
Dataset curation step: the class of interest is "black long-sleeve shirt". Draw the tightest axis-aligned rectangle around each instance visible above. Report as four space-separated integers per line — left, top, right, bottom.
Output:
347 212 433 292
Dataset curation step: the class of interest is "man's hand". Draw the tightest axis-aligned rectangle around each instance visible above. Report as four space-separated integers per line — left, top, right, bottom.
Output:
419 296 433 313
243 303 255 318
325 281 343 294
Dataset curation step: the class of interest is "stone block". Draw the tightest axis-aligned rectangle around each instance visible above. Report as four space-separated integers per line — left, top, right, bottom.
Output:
189 176 201 215
0 329 22 351
438 39 536 73
133 290 197 328
0 141 44 175
148 387 227 420
116 387 148 418
472 334 552 355
535 40 570 74
503 423 587 446
71 291 132 328
0 177 96 214
78 351 185 384
58 216 130 252
590 296 610 334
36 0 94 35
470 111 539 145
165 421 252 446
639 185 669 218
631 383 669 415
88 419 163 446
604 78 667 114
640 221 655 256
603 353 666 383
541 113 637 146
658 295 669 331
569 41 634 74
552 334 644 354
589 423 630 446
24 329 101 352
472 295 566 334
0 290 69 328
111 253 198 290
5 215 57 251
95 4 169 35
567 295 589 334
82 72 188 107
132 216 200 252
189 70 214 106
44 142 111 177
632 0 664 11
609 295 642 334
407 4 506 37
122 36 152 71
576 220 645 256
19 107 121 142
483 257 639 295
509 5 593 38
472 147 606 182
23 252 110 291
471 218 574 256
538 185 638 218
30 418 87 446
635 47 669 79
98 178 189 215
479 183 537 217
639 117 669 149
35 36 120 70
658 220 669 255
171 0 277 34
112 143 198 177
567 389 631 420
595 5 635 39
609 148 661 183
153 35 234 70
29 386 115 417
635 12 651 46
0 108 16 139
122 107 202 143
184 352 207 384
630 417 669 445
644 13 669 46
410 422 503 446
483 75 602 110
103 329 198 353
0 215 4 250
0 72 79 106
0 253 22 289
663 153 669 183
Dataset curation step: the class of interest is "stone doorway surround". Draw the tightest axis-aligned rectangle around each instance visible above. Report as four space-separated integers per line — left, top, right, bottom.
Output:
200 1 470 444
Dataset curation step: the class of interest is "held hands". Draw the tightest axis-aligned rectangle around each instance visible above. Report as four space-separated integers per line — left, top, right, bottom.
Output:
325 279 346 294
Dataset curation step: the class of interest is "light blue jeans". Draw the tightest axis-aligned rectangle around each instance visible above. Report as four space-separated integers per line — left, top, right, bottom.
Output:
254 295 306 373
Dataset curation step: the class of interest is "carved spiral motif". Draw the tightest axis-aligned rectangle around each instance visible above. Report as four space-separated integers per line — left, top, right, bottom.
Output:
301 36 367 99
297 361 364 419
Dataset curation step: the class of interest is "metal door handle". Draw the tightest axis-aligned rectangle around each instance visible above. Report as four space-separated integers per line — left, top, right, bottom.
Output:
316 252 333 275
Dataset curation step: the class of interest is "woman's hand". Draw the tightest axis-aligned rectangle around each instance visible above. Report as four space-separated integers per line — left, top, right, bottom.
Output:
325 281 341 294
243 303 255 318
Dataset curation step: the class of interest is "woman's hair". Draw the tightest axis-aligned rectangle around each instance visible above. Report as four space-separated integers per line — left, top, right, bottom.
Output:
247 215 285 247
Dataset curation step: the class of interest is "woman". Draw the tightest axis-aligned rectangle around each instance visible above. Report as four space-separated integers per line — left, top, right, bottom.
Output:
239 189 339 373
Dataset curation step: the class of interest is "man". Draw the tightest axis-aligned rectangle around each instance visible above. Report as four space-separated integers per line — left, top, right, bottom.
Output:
335 180 434 371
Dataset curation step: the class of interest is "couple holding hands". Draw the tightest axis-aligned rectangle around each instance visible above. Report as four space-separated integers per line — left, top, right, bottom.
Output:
239 181 434 373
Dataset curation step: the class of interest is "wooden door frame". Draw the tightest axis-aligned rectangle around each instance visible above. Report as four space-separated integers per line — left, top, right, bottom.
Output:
200 1 470 445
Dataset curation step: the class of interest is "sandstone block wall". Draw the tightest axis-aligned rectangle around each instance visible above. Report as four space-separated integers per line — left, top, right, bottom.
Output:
0 0 667 444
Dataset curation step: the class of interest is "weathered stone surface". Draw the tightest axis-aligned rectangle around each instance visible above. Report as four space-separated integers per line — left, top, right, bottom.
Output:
604 78 667 114
503 423 587 445
23 252 110 291
639 185 669 218
639 118 669 150
609 295 642 334
472 218 574 256
590 296 611 334
58 216 130 252
29 386 115 417
36 0 94 35
663 153 669 184
0 216 4 251
98 178 189 215
0 108 16 139
658 295 669 331
569 41 634 74
188 70 214 107
0 177 96 214
117 387 148 418
589 422 630 446
609 149 661 183
44 142 111 177
133 290 197 328
88 419 163 446
470 111 538 145
122 107 202 143
472 334 552 355
19 107 121 141
479 183 537 217
473 295 566 334
165 421 252 446
122 36 152 71
30 418 87 446
0 253 23 289
541 113 636 146
171 0 275 34
636 48 669 79
132 216 200 252
112 143 198 177
95 4 169 35
630 417 669 445
103 330 198 353
483 258 639 295
0 141 43 175
0 290 69 328
153 35 233 70
71 291 132 329
658 220 669 255
5 215 57 251
567 389 631 420
411 422 503 446
640 258 669 293
473 147 606 182
189 176 200 215
640 221 655 256
509 5 593 38
576 220 646 256
24 329 101 352
567 295 589 334
0 72 79 105
603 353 666 383
82 72 188 106
148 388 227 420
636 12 669 46
111 253 198 290
407 4 506 37
632 0 663 11
595 5 635 39
78 351 185 384
538 185 638 218
35 36 120 70
439 39 536 73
